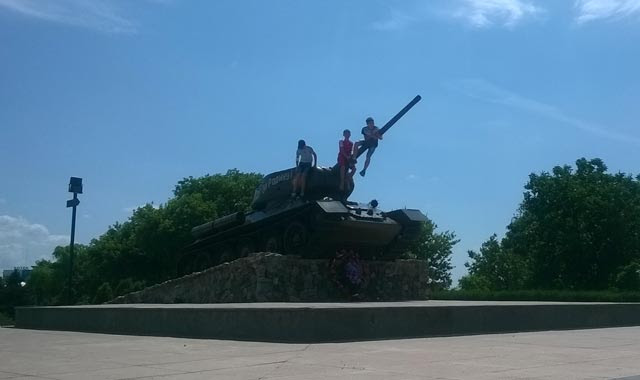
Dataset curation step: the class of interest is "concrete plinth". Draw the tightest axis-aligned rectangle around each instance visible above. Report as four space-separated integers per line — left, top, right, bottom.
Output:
16 301 640 343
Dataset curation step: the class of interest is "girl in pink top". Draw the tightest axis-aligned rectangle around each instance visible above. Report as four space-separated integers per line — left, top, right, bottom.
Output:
337 129 355 192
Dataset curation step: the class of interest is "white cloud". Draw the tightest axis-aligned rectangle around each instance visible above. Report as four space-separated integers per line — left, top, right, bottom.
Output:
453 0 542 28
575 0 640 23
405 174 420 181
448 78 640 145
372 9 416 31
404 174 442 183
373 0 542 31
0 215 68 270
0 0 167 33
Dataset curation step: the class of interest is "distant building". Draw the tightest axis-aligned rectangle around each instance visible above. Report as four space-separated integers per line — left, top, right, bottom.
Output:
2 267 32 282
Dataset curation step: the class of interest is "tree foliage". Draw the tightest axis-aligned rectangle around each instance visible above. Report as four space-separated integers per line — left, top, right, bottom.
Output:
25 169 263 305
614 261 640 291
28 244 96 304
404 219 458 290
0 270 29 317
459 235 528 291
461 158 640 291
93 283 114 304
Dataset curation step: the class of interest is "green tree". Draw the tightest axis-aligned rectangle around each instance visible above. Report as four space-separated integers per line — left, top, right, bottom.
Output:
404 219 458 289
509 158 640 289
459 235 528 290
93 283 114 304
114 278 145 296
463 158 640 291
74 169 262 302
614 261 640 291
173 169 262 216
0 270 29 317
28 259 59 305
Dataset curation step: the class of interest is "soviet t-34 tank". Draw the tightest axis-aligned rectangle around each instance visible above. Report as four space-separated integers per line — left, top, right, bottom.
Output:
179 96 425 275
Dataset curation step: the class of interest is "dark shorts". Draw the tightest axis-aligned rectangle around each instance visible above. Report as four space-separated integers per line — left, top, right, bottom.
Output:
358 139 378 158
297 162 312 174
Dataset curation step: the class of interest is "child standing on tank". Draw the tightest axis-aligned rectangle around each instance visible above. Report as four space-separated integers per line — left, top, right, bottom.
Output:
292 139 317 198
337 129 355 192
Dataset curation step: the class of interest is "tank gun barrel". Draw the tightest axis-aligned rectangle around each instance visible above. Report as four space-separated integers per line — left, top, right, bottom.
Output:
356 95 421 159
379 95 422 135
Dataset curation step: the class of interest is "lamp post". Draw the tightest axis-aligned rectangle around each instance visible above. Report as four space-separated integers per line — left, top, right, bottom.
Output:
66 177 82 304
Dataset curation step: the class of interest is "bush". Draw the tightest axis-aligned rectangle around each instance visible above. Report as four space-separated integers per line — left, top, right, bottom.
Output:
114 278 145 297
615 261 640 291
433 289 640 302
0 312 13 326
93 283 114 304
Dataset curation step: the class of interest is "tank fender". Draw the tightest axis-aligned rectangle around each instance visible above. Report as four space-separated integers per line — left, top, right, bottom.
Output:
191 211 246 238
384 209 427 224
315 200 349 214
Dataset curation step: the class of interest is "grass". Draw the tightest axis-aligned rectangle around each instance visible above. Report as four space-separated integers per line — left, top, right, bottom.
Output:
432 289 640 302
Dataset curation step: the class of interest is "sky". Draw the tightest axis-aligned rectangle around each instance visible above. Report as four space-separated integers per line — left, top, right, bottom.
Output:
1 0 640 283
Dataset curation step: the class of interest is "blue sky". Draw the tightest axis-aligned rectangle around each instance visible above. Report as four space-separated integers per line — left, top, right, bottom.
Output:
1 0 639 283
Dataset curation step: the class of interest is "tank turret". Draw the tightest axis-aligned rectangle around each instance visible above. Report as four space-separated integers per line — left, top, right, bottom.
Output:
251 166 346 210
251 95 422 210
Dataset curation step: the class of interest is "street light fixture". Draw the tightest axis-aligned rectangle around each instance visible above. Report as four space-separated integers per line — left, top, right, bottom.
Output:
66 177 82 304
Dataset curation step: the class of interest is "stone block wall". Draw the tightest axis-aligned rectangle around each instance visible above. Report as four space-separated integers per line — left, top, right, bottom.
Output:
111 253 430 303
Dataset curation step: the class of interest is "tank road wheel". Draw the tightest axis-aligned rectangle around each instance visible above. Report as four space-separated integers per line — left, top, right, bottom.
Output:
192 252 213 273
263 232 282 253
283 221 309 254
218 245 235 264
177 253 194 277
237 239 256 258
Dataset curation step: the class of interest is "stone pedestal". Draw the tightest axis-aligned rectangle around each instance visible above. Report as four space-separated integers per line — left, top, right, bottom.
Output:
112 253 430 303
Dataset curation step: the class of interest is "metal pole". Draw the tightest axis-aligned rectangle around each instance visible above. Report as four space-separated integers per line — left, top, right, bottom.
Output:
68 193 77 304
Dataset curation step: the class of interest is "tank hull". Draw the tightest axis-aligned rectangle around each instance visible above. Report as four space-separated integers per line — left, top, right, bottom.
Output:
179 199 427 275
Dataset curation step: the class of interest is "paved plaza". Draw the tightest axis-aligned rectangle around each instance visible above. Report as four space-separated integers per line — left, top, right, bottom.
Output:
2 326 640 379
